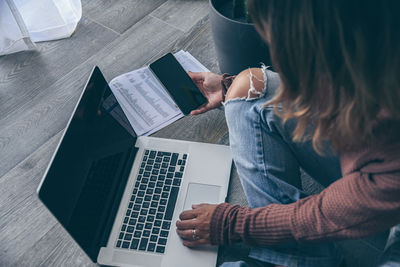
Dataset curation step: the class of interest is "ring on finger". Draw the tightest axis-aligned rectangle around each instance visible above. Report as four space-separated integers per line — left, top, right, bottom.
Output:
192 228 199 240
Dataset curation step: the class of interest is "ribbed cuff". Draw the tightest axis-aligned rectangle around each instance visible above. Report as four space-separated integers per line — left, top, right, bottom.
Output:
210 202 238 245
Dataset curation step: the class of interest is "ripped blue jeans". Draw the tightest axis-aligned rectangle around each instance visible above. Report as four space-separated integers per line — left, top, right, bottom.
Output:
221 69 400 267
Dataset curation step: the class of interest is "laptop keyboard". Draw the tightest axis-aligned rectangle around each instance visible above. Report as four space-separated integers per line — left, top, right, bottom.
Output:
116 149 187 254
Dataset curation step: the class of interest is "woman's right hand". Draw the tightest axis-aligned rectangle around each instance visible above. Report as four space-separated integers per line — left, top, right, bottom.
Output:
188 72 224 115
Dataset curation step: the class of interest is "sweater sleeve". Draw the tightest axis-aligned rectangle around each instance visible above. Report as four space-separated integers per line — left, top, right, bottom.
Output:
210 170 400 246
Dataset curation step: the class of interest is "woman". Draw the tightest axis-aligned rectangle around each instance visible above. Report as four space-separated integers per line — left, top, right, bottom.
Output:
176 1 400 266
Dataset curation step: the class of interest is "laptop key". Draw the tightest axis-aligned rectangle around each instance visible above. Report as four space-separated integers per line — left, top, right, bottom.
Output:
143 172 150 177
154 163 160 169
180 166 184 172
133 204 141 211
124 217 129 223
156 213 163 220
158 175 165 181
165 179 172 185
147 215 155 222
136 223 144 230
156 157 162 163
143 202 150 209
175 172 183 178
164 186 179 220
171 153 178 166
150 235 158 242
168 166 175 172
150 175 157 181
148 182 155 188
161 162 168 168
183 154 187 159
160 199 167 205
144 195 152 201
156 245 165 254
129 218 137 225
134 231 141 238
154 220 162 227
160 230 169 238
127 226 134 233
163 185 170 191
147 242 156 252
158 206 165 212
132 212 139 218
155 188 162 194
149 151 156 159
149 208 156 215
119 233 124 239
139 238 149 251
130 238 139 249
161 192 168 198
152 227 160 234
162 221 171 230
122 241 130 249
124 233 132 240
160 168 167 174
147 159 154 165
158 238 167 245
116 240 121 248
141 177 149 184
146 188 154 195
138 216 145 223
138 190 145 197
145 150 149 155
173 179 181 186
122 224 127 231
145 223 152 229
143 230 150 237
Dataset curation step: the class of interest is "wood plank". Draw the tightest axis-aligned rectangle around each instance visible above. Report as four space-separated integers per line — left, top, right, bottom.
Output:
0 15 183 179
0 132 61 266
83 0 166 34
0 18 118 124
172 16 220 73
151 0 210 32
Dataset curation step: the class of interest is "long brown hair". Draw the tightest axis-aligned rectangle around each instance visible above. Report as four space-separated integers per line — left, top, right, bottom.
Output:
248 0 400 153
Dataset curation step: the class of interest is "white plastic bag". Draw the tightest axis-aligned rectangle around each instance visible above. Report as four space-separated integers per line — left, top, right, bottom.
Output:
0 0 35 56
14 0 82 42
0 0 82 56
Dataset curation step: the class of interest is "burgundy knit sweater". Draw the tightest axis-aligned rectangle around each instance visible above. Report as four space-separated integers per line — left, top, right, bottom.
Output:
210 122 400 246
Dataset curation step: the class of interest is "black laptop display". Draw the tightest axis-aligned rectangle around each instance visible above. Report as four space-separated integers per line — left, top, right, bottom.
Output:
38 67 137 261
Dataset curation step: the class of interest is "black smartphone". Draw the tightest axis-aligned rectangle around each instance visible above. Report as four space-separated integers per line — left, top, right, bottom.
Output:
149 53 207 115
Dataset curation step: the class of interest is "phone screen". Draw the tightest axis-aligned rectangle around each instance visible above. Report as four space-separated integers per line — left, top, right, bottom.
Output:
149 53 207 115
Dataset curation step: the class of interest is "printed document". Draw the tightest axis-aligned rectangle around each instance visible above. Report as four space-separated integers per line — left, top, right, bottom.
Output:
109 50 209 136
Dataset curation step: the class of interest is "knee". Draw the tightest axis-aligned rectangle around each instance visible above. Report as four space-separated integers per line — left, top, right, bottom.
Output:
225 68 265 101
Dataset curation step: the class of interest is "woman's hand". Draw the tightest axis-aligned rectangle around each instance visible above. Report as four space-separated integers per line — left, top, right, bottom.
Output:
188 72 224 115
176 203 218 247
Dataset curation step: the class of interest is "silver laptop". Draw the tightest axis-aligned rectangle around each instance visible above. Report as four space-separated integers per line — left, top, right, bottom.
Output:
37 66 232 267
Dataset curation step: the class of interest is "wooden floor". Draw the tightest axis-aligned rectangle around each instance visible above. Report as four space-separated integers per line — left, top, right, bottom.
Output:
0 1 238 265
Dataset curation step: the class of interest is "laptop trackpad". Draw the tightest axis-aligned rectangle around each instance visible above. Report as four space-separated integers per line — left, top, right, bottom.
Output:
183 183 221 211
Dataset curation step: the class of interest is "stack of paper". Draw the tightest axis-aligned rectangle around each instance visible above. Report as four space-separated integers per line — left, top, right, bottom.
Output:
109 50 209 136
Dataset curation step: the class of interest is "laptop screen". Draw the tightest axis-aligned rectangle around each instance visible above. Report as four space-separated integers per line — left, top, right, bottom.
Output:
38 67 137 261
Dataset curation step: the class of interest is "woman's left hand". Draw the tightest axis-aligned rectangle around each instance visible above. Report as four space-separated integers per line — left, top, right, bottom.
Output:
176 203 218 247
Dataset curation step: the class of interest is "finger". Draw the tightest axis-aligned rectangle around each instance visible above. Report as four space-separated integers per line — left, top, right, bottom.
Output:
176 229 199 240
192 203 208 209
187 71 205 82
179 209 198 220
181 238 210 248
190 103 211 116
176 219 197 230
